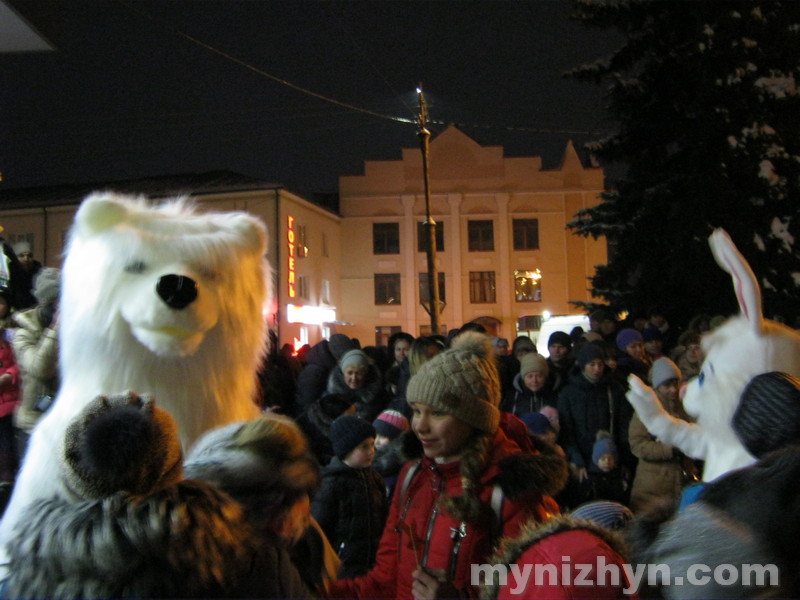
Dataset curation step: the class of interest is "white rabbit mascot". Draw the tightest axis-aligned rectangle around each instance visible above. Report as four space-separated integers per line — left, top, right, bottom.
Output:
626 228 800 482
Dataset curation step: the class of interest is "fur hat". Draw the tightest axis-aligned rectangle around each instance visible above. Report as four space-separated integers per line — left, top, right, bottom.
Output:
547 331 572 349
592 431 618 466
650 356 681 389
406 331 501 434
339 348 369 372
330 415 376 459
519 352 549 378
61 392 182 501
328 334 354 361
184 413 319 498
616 328 642 351
733 372 800 459
32 267 60 305
576 342 606 369
372 409 409 440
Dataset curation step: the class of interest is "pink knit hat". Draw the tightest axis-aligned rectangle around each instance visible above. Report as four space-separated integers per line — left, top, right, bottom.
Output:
373 409 409 440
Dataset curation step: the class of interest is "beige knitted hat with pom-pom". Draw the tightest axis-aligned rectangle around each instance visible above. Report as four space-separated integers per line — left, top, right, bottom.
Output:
406 331 501 433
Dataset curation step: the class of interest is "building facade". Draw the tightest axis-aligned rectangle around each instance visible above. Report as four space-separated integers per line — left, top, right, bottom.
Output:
338 126 607 345
0 173 343 351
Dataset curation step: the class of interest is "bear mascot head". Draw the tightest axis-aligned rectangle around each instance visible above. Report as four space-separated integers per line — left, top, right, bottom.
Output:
0 192 269 544
626 228 800 483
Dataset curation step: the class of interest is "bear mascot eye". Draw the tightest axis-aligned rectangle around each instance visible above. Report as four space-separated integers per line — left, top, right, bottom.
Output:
124 261 147 274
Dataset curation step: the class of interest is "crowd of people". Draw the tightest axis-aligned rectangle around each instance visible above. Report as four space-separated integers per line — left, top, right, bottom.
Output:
0 276 757 598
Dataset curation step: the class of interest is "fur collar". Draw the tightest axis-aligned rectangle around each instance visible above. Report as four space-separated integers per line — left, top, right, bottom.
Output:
398 428 568 498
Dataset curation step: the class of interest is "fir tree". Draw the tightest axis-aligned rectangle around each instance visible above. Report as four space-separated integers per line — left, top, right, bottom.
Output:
568 0 800 326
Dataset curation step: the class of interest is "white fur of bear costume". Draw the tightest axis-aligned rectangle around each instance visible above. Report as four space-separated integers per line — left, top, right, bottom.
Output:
627 229 800 482
0 192 269 544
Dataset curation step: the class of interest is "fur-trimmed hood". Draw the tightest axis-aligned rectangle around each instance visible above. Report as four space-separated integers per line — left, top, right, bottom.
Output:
398 426 569 499
481 515 631 600
6 480 259 599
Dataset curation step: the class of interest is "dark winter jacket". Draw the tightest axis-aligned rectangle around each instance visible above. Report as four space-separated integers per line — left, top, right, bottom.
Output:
500 373 558 417
387 358 412 418
483 515 633 600
311 457 388 578
5 480 311 599
295 340 338 416
546 356 573 395
630 446 800 599
557 371 634 472
296 396 353 467
326 362 388 422
327 428 568 599
578 465 630 506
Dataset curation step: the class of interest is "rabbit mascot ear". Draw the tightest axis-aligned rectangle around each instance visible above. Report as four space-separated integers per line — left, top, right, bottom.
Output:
626 228 800 482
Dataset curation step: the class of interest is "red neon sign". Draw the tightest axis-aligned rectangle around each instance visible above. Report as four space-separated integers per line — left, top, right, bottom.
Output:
287 215 296 298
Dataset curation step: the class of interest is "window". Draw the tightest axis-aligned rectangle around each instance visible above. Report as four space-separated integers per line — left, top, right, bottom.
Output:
296 224 308 258
417 221 444 252
468 220 494 251
419 272 446 303
373 222 400 254
374 273 401 305
513 219 539 251
297 275 309 299
514 269 542 302
322 232 328 258
321 279 331 305
469 271 496 303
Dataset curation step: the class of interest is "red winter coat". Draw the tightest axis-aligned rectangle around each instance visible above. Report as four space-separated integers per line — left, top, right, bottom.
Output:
484 516 635 600
0 338 20 418
328 427 567 599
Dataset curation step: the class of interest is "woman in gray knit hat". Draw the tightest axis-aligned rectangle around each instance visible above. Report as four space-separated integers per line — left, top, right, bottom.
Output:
327 332 568 600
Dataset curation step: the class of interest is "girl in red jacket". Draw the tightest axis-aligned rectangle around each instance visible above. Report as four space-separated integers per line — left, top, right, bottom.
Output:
328 332 567 599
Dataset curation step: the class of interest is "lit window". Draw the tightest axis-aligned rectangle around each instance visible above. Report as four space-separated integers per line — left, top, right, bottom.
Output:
514 269 542 302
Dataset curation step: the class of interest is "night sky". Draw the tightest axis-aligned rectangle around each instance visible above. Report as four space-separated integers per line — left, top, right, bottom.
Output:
1 1 622 197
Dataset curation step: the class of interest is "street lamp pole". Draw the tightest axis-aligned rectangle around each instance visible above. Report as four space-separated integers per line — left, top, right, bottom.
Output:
417 85 441 334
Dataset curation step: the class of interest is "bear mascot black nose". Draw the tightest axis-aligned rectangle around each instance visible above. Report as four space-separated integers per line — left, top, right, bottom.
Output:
156 274 198 309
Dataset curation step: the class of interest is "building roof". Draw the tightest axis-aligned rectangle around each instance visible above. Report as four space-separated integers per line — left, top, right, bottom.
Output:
0 171 284 210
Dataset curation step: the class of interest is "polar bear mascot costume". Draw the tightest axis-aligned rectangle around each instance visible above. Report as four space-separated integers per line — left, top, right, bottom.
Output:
626 228 800 483
0 192 269 545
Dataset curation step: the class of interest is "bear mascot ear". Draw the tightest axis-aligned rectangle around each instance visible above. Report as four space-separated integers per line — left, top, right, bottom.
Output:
219 212 268 256
74 192 133 236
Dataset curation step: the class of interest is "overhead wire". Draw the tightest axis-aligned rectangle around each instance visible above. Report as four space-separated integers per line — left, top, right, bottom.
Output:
115 0 611 139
